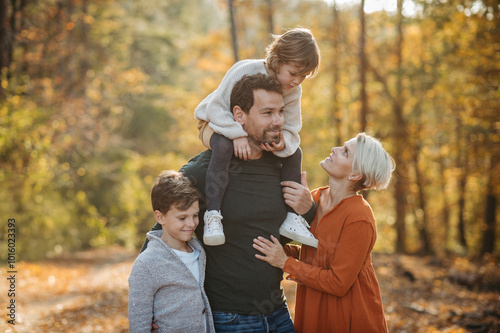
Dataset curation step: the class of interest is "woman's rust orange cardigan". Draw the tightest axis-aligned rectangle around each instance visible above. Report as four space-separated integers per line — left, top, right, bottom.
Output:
284 187 388 333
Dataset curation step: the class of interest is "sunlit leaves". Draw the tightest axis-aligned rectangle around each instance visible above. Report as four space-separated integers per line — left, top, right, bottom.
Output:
0 0 498 260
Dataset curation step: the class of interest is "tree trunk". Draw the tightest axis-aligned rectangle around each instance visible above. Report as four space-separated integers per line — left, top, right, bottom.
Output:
55 1 65 92
367 0 407 252
438 153 451 252
266 0 274 35
413 141 432 253
8 0 16 67
394 122 407 253
481 148 498 255
394 0 407 253
18 0 28 74
457 174 467 248
481 189 496 255
65 0 75 97
0 0 12 82
80 0 90 101
456 117 468 249
331 0 342 146
359 0 368 132
228 0 239 63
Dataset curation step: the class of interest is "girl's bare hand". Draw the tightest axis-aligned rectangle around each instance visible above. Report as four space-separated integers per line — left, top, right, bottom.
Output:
233 137 251 161
260 132 285 152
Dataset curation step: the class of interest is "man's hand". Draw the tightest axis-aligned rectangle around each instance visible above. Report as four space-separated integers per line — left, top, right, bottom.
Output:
233 137 252 161
260 132 285 152
152 323 159 333
253 235 288 269
281 172 313 215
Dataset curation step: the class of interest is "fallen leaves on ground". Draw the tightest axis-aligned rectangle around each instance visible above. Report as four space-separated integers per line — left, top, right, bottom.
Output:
376 253 500 332
1 247 498 332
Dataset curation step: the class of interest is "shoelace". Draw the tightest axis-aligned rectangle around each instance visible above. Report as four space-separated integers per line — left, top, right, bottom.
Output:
295 215 312 232
206 213 223 231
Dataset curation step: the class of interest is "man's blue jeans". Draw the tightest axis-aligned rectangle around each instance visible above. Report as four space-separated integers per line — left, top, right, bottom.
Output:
212 305 295 333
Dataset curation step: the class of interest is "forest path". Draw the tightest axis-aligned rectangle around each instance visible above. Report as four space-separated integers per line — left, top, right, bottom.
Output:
1 246 133 333
1 246 498 332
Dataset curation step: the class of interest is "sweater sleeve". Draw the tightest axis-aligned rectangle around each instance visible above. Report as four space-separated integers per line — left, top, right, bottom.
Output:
283 221 374 297
194 60 266 140
128 259 157 333
205 85 247 140
273 86 302 158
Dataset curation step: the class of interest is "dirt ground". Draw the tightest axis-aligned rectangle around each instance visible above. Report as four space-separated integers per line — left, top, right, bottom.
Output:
1 246 498 332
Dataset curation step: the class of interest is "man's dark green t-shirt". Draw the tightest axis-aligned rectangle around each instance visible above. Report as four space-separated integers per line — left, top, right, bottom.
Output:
181 150 288 315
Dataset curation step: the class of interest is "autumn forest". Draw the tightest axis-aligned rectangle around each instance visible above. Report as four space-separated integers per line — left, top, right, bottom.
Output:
0 0 499 331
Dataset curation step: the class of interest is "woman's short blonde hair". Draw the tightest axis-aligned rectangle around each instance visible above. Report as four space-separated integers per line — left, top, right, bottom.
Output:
265 27 320 78
352 133 395 192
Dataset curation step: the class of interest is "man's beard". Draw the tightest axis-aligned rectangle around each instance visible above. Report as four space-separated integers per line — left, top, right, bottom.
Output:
260 127 281 145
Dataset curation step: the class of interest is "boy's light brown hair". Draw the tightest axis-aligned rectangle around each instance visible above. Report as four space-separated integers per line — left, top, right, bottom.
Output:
266 27 320 78
151 170 200 214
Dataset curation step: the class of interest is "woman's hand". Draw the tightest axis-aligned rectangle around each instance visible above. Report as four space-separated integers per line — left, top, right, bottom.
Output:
260 132 285 152
253 235 289 269
233 137 252 161
281 172 313 215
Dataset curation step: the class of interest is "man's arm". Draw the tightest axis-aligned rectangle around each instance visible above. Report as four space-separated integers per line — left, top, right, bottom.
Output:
281 171 315 222
302 201 317 223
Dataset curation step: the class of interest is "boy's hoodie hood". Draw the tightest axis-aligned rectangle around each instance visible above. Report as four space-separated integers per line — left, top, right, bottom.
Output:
145 229 204 253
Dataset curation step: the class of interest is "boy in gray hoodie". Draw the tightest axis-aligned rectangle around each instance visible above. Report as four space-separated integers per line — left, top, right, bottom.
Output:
128 170 215 333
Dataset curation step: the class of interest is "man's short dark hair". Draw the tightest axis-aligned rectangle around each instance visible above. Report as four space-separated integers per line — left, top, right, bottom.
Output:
230 73 282 114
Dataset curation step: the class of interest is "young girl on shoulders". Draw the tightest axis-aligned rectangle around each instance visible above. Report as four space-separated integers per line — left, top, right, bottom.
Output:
196 27 321 248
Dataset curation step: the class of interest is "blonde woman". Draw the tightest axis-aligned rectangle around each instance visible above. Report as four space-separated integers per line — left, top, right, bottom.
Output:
254 133 394 332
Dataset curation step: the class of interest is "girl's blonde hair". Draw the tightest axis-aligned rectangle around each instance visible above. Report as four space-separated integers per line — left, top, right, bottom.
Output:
265 27 320 78
352 133 395 192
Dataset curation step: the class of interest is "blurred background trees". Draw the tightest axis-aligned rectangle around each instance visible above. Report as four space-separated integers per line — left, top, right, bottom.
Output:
1 0 498 260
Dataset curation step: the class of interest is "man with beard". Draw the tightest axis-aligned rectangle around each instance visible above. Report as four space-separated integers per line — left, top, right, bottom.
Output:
142 73 315 332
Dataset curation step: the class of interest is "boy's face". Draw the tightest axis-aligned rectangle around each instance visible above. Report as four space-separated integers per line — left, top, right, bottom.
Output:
275 62 310 90
156 201 199 251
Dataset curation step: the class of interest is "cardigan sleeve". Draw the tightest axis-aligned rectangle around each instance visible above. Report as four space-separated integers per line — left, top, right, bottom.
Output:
283 220 374 297
284 244 301 260
128 259 157 333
